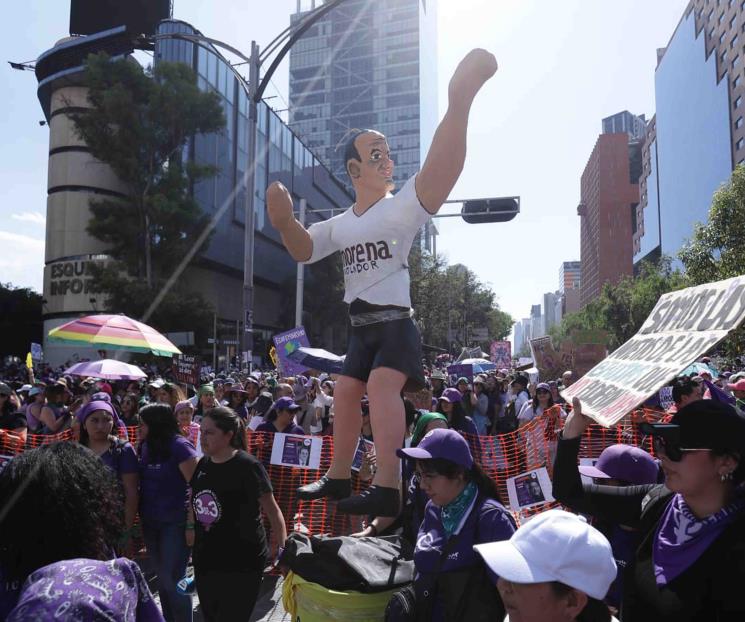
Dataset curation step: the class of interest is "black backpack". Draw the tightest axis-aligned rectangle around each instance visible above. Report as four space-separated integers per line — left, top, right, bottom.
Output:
279 533 415 593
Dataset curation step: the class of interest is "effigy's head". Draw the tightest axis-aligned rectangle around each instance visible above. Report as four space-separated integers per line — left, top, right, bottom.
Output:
343 128 395 194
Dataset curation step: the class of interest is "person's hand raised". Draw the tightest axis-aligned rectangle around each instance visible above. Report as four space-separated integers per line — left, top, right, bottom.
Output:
267 181 295 232
562 398 594 440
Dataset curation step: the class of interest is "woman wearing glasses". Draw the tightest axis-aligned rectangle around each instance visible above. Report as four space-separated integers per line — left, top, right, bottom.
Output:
554 397 745 621
396 428 515 621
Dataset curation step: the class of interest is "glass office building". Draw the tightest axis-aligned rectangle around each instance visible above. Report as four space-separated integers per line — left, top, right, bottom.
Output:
635 6 734 265
288 0 438 249
156 20 352 361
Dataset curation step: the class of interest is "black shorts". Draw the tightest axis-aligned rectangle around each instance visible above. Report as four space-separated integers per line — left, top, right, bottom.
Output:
342 317 425 392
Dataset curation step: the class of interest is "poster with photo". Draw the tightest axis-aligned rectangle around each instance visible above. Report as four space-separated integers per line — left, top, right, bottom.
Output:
270 433 322 470
506 467 555 511
0 454 13 474
579 457 599 486
351 437 375 472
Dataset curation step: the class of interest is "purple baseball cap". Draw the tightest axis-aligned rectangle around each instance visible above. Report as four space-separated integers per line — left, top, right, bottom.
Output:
439 387 463 404
397 428 474 469
272 396 302 412
536 383 551 392
578 444 659 485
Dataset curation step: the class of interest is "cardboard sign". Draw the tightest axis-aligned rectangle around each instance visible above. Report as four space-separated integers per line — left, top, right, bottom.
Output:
506 467 555 511
172 354 201 386
270 433 322 469
272 327 311 376
490 340 512 369
447 363 473 384
562 275 745 426
530 336 563 382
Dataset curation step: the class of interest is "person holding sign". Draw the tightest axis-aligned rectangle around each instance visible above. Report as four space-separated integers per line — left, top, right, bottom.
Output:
558 398 745 621
188 407 286 622
267 49 499 516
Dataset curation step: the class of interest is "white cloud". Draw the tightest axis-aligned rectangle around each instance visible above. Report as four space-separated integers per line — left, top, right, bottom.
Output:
11 212 46 225
0 231 44 292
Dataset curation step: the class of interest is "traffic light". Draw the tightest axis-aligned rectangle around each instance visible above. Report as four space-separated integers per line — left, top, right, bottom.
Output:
461 197 520 224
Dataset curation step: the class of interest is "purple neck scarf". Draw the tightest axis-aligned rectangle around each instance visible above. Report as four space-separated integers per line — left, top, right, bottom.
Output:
653 491 745 586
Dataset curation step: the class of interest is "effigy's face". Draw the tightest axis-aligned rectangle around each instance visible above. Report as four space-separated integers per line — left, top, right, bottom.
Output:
351 131 395 194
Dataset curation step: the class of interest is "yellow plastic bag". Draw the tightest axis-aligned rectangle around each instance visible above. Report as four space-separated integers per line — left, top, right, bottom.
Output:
282 571 400 622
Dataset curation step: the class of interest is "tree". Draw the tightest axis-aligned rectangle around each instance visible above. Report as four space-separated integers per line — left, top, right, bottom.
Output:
680 164 745 356
409 249 513 353
679 164 745 284
553 257 685 350
0 283 43 358
70 53 226 337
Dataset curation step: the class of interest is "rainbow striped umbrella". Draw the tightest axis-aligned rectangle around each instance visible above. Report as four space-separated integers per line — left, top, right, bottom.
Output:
48 314 181 357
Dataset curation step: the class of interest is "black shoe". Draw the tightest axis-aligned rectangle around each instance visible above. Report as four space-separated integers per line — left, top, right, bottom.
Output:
336 485 400 517
297 476 351 501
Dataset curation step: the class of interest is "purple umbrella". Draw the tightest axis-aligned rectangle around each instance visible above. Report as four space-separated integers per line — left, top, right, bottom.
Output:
64 359 147 381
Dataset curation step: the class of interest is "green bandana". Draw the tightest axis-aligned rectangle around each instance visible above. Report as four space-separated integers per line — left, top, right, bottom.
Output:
411 412 448 446
440 480 478 537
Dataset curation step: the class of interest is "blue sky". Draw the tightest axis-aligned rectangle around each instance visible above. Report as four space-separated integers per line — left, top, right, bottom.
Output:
1 0 690 325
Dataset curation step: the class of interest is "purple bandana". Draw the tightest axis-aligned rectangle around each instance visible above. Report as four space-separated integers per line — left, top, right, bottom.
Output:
7 557 165 621
653 491 745 585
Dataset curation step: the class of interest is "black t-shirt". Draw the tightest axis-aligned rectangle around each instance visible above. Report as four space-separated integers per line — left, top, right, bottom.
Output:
190 450 273 572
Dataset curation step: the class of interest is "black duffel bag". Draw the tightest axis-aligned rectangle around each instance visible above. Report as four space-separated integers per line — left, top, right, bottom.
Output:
279 533 415 593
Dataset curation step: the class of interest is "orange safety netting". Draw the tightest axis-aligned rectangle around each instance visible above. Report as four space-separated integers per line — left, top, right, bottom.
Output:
0 406 668 539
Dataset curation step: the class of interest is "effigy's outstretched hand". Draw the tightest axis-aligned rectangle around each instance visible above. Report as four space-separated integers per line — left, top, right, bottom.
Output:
448 48 498 104
267 181 294 232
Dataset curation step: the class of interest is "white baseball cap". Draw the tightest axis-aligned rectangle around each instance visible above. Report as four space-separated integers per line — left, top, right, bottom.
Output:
473 509 616 600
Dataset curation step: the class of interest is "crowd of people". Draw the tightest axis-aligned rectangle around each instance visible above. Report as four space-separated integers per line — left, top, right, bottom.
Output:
0 355 744 621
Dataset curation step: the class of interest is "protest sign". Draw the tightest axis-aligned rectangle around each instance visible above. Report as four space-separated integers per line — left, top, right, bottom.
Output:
530 336 563 381
562 275 745 426
30 342 43 362
506 467 555 511
351 437 375 472
447 363 474 384
490 340 512 368
0 454 12 474
171 354 201 386
270 433 322 469
273 327 311 376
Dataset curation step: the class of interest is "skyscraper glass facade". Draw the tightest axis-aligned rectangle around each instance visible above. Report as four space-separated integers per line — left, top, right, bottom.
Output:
288 0 437 247
155 20 352 352
640 10 732 262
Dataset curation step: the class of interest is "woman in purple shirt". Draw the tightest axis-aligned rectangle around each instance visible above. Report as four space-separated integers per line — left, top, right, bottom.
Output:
398 428 516 621
138 403 199 622
77 399 139 554
255 397 305 435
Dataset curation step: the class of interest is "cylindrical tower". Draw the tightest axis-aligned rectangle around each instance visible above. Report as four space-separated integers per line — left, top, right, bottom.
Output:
35 30 135 366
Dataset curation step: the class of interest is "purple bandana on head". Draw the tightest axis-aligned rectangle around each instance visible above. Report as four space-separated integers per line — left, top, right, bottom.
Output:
653 492 745 586
8 557 165 621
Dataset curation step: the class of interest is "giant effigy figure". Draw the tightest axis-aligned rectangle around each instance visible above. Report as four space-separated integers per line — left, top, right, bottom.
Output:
267 49 498 516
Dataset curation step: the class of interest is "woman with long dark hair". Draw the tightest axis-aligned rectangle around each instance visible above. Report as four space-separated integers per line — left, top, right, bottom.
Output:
188 407 287 621
139 403 198 622
120 391 141 428
397 428 516 621
0 442 162 620
517 382 565 426
77 400 139 554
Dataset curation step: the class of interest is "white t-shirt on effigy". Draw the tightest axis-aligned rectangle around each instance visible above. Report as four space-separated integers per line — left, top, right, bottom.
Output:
303 174 432 308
